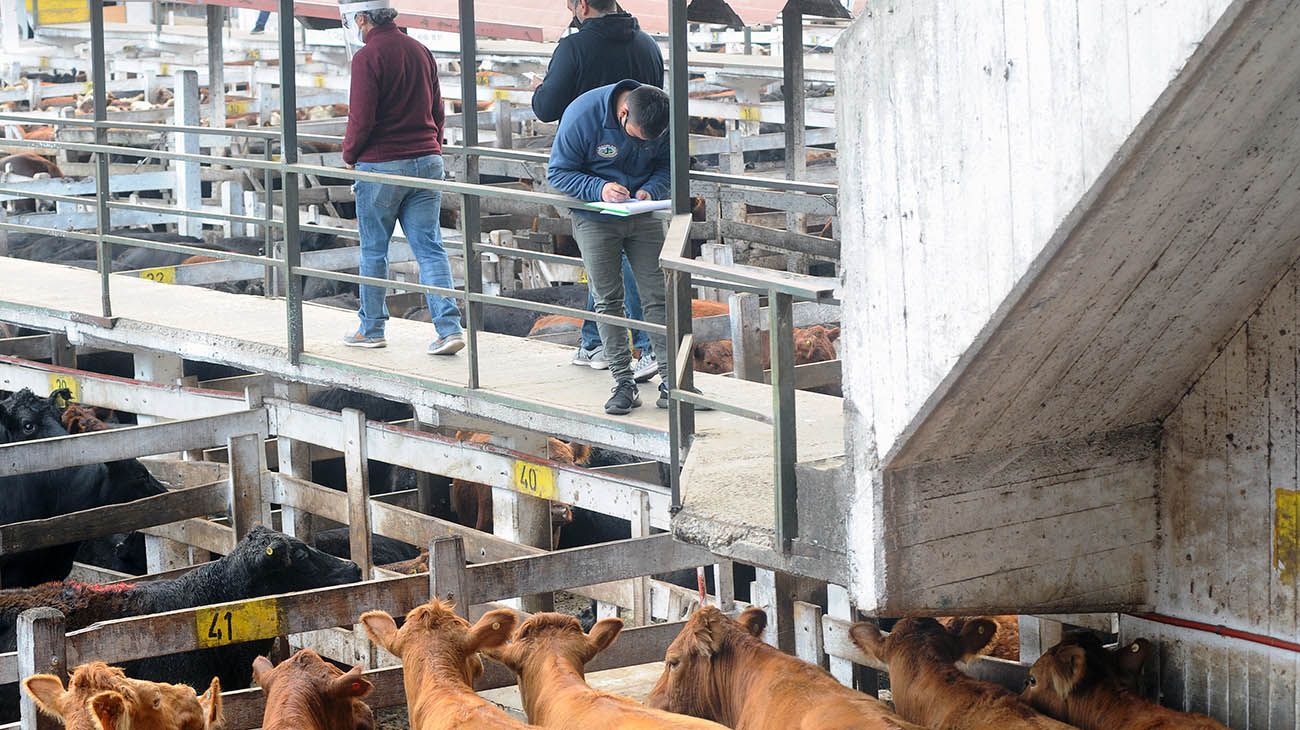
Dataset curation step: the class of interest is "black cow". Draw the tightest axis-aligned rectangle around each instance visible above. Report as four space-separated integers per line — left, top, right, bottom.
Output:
0 526 360 722
0 389 130 587
478 283 589 337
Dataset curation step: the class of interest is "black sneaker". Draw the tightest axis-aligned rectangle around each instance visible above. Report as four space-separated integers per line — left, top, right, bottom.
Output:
657 382 713 410
604 379 641 415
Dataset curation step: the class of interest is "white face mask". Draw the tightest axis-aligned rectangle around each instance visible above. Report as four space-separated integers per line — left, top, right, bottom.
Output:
341 12 365 59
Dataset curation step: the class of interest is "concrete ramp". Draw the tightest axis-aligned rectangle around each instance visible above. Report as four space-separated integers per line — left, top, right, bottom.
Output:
841 0 1300 613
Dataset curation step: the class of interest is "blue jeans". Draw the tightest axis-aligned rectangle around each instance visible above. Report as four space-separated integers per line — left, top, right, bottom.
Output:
354 154 462 340
252 10 270 30
580 255 653 356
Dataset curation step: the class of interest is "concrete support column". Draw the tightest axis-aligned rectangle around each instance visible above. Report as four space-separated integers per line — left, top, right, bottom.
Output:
133 352 184 425
173 70 202 238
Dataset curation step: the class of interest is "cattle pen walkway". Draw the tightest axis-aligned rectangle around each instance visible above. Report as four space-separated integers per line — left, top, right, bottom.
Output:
0 256 847 571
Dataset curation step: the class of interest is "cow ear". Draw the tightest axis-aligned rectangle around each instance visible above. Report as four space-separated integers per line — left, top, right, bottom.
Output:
1115 638 1152 681
360 610 400 653
957 618 999 658
826 326 841 342
199 677 224 730
587 618 623 658
467 609 517 654
21 675 67 719
89 690 128 730
328 666 373 699
737 608 767 638
689 608 727 658
848 622 888 664
251 656 276 689
481 641 524 672
692 343 705 359
1051 645 1088 695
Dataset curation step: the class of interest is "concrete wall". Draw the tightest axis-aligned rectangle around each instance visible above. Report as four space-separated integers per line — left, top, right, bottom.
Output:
1149 265 1300 728
837 0 1232 608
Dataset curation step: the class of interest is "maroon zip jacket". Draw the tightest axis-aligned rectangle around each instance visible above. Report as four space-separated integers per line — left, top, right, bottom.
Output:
342 23 444 165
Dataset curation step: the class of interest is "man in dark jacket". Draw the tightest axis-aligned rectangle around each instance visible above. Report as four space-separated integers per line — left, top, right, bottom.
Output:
533 0 664 381
548 81 678 415
340 0 464 355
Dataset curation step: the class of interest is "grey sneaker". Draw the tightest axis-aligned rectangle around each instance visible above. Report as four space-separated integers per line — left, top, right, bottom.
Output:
632 352 658 383
428 332 465 355
343 331 386 348
572 345 609 370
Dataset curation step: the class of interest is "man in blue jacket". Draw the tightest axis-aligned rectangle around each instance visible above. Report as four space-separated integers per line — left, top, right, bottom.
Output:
548 80 673 415
534 0 663 382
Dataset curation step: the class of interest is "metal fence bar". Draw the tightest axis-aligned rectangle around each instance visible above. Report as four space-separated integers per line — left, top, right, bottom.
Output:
89 0 112 319
770 291 798 552
278 0 304 364
460 0 483 390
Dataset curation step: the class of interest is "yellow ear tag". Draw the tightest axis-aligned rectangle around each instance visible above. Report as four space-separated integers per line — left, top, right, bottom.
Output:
266 547 275 556
492 622 501 630
1130 643 1140 652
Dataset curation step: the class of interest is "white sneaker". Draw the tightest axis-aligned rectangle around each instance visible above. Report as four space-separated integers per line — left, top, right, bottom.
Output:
571 345 609 370
632 352 658 383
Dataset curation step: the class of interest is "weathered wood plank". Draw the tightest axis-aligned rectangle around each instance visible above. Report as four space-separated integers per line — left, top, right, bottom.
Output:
0 481 228 554
0 410 267 478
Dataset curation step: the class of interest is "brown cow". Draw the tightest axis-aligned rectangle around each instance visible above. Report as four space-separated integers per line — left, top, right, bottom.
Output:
692 325 840 375
23 662 223 730
488 612 727 729
938 615 1019 661
361 600 536 729
1021 634 1226 729
251 649 373 730
647 606 922 730
850 617 1074 730
60 402 116 434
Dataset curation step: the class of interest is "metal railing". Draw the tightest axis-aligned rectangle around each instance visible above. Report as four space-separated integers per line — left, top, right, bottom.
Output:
0 0 839 554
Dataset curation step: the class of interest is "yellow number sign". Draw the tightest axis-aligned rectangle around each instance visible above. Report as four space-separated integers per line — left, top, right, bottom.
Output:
738 105 762 122
513 460 557 501
138 267 176 284
195 599 282 649
47 374 79 402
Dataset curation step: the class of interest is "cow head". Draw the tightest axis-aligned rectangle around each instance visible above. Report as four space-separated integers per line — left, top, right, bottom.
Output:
692 341 734 375
1021 634 1154 720
0 387 68 442
252 650 373 730
646 606 766 721
849 617 997 677
486 612 622 677
23 662 224 730
230 526 361 596
361 601 515 688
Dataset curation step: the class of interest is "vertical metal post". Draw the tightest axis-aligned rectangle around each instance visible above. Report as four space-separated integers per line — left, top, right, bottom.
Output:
263 142 276 296
770 291 797 552
90 0 111 317
174 71 202 238
666 0 694 514
459 0 483 389
278 0 303 362
206 4 226 146
782 6 808 273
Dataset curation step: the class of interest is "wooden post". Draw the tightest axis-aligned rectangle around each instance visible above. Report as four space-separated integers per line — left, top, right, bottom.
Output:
712 559 735 611
412 404 439 516
1019 616 1063 664
274 381 314 541
206 4 226 150
342 407 373 581
793 600 824 668
430 536 468 618
494 98 513 149
698 243 733 302
173 70 202 238
729 292 764 382
18 607 65 730
629 490 651 625
495 432 553 613
133 353 184 425
827 584 854 687
46 332 74 368
220 181 244 238
229 432 267 540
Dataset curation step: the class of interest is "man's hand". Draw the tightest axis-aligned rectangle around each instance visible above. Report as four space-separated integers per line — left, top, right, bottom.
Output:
634 190 652 201
601 182 630 202
344 163 355 170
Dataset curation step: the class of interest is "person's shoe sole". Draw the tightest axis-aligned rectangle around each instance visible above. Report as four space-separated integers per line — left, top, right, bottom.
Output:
343 339 386 349
429 338 466 356
588 360 610 371
633 366 657 383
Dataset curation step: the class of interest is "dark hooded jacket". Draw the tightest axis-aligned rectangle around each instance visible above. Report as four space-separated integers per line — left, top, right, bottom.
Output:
531 11 664 123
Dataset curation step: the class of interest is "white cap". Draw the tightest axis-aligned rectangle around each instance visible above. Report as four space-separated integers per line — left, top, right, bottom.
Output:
338 0 391 15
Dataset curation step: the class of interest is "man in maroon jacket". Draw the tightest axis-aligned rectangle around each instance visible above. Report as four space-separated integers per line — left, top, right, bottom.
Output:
339 0 464 355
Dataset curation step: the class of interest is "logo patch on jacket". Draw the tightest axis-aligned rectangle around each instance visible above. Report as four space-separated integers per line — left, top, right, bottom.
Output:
596 143 618 159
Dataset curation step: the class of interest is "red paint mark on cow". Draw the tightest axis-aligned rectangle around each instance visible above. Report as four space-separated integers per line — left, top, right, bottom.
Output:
75 581 138 593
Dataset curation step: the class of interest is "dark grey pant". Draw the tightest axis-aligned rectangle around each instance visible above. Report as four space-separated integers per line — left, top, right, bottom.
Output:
572 214 670 383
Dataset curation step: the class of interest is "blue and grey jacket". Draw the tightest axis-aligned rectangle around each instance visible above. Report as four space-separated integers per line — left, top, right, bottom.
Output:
547 80 671 221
